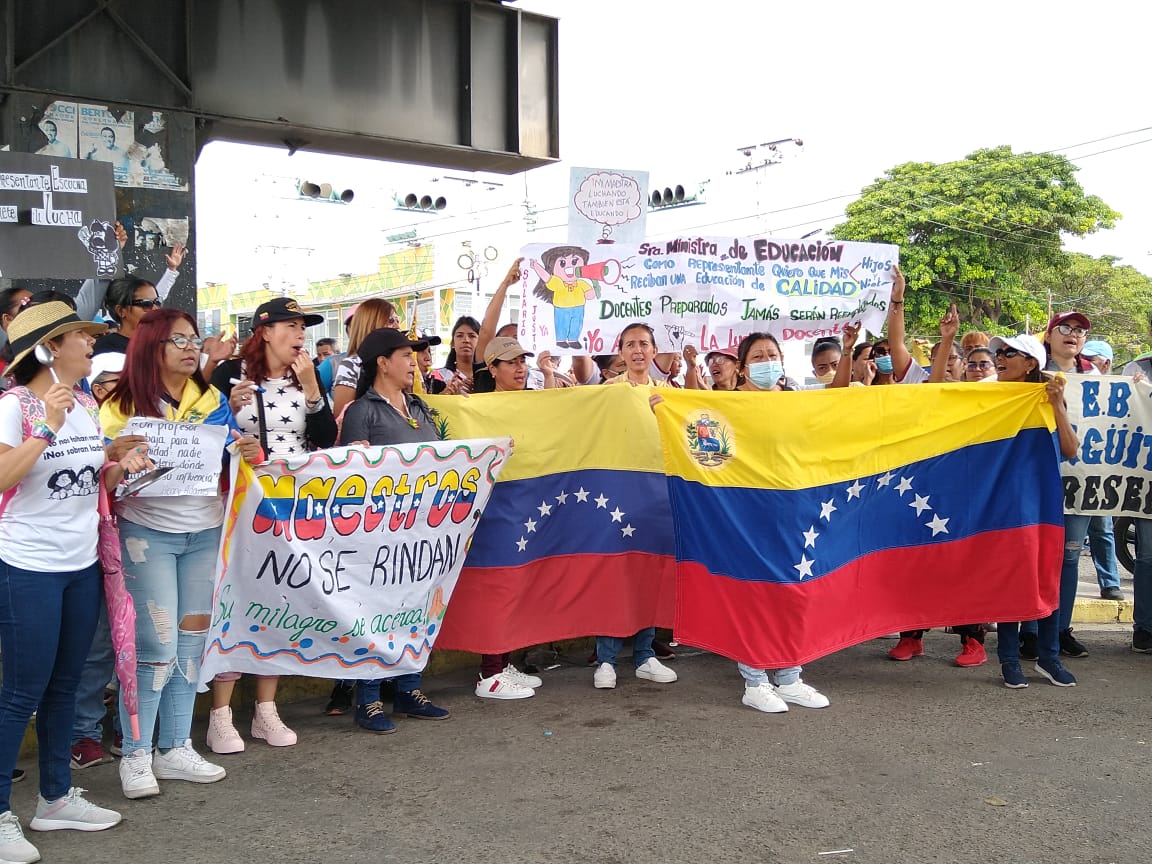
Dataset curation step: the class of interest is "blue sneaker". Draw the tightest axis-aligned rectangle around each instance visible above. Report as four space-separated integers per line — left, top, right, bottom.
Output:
1034 659 1076 687
394 689 450 720
354 701 396 734
1000 662 1028 689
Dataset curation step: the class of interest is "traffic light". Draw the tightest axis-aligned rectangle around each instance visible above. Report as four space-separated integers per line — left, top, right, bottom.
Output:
297 181 354 203
395 192 447 212
649 182 705 210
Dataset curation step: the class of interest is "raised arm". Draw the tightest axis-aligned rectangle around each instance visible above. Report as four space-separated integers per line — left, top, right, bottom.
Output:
928 303 959 384
886 265 913 381
476 257 523 361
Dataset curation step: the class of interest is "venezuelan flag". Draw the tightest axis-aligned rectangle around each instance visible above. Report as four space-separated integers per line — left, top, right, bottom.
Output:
425 386 675 653
655 384 1064 668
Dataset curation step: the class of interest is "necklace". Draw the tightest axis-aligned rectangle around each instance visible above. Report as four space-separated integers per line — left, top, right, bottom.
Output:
382 392 419 429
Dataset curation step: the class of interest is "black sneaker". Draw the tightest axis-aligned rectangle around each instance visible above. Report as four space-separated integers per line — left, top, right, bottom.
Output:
1100 587 1125 601
1133 628 1152 654
11 768 24 783
324 682 354 716
1019 631 1039 661
653 639 676 661
1060 628 1089 658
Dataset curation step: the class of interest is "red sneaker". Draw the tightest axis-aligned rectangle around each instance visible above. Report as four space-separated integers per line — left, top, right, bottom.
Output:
954 637 987 667
70 737 113 769
887 637 924 661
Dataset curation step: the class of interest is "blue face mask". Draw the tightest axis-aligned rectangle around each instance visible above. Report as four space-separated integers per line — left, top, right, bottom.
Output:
747 360 784 390
875 354 894 374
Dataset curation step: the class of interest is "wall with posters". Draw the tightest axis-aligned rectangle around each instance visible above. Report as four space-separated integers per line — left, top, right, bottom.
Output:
1 92 196 315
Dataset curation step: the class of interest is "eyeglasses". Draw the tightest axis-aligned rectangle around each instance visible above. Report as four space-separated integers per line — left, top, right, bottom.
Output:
166 335 204 351
995 348 1022 359
967 361 994 370
947 354 962 362
871 347 890 356
131 299 163 310
93 375 120 388
1054 324 1087 337
387 316 401 327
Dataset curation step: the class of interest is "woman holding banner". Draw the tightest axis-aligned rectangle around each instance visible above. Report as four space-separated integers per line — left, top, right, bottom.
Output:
208 297 337 754
102 309 264 800
338 327 451 733
989 333 1080 689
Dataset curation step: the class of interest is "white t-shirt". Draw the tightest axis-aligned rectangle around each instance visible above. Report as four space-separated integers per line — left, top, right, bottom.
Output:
234 374 310 459
896 361 930 385
0 390 104 571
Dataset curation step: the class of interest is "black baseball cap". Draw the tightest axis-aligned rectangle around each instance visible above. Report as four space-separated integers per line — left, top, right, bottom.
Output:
253 297 324 327
357 328 429 366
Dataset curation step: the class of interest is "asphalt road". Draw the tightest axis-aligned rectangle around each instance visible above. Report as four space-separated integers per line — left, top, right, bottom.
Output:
15 626 1148 864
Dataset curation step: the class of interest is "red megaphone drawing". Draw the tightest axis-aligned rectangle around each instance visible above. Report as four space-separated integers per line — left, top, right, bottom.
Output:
574 259 622 285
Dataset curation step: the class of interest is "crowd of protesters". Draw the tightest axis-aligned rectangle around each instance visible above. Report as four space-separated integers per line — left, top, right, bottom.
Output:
0 247 1150 864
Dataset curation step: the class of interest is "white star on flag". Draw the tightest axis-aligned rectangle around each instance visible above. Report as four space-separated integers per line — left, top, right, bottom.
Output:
556 491 568 505
846 479 865 501
574 488 590 502
895 476 914 496
621 524 635 537
819 498 837 521
877 471 895 487
926 514 950 536
909 494 932 516
803 526 819 548
516 537 528 552
538 501 553 517
524 517 537 533
594 493 609 509
794 555 814 579
610 507 624 523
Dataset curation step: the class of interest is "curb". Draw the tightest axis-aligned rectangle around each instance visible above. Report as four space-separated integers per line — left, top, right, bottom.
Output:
1072 597 1134 625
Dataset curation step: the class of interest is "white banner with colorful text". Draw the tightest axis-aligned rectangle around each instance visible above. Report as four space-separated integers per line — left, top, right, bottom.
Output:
198 439 510 686
1063 374 1152 516
516 236 898 355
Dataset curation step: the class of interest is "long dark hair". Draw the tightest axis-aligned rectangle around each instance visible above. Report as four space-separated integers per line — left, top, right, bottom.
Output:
105 277 155 324
444 315 481 372
109 309 208 418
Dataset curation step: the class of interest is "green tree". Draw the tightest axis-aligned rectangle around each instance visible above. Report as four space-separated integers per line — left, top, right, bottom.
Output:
829 146 1120 338
1021 254 1152 362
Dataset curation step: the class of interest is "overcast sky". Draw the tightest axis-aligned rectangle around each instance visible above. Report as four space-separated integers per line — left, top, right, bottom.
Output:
195 0 1151 293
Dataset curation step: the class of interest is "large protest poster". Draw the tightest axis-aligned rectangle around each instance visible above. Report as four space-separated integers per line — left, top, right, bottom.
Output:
1062 374 1152 516
516 236 898 355
0 151 118 279
198 440 510 686
568 167 648 248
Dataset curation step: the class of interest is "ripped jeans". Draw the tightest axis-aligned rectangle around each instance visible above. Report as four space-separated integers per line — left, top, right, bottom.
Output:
117 521 220 753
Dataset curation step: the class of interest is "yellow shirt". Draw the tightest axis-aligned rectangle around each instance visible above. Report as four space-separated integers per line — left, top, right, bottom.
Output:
607 374 667 387
546 275 590 308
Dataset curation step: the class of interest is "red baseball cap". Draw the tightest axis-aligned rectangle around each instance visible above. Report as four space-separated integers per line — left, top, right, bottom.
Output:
705 347 738 362
1046 311 1090 333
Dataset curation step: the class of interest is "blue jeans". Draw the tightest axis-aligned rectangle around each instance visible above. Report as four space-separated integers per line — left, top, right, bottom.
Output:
117 522 220 753
72 597 116 744
998 615 1059 663
1087 516 1121 592
1058 513 1092 632
554 306 584 343
0 556 101 811
1133 517 1152 634
737 664 802 687
596 628 655 668
356 673 420 705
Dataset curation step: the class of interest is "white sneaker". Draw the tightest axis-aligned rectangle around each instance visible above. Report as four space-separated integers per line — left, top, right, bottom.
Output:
500 664 543 689
593 662 617 689
742 683 789 713
29 787 121 832
0 811 39 863
775 679 830 709
152 740 226 784
475 673 534 700
635 657 677 683
118 749 159 800
206 705 245 754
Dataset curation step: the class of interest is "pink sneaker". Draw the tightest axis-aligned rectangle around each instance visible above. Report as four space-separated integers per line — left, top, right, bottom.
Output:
206 706 244 755
251 701 297 747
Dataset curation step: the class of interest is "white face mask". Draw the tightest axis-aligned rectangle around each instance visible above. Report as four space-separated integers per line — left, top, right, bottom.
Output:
747 360 784 390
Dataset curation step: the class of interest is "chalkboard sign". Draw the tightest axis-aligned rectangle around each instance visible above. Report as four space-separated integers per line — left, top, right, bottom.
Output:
0 151 118 279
